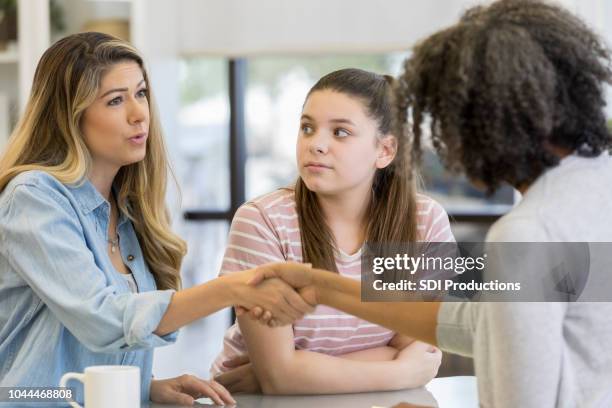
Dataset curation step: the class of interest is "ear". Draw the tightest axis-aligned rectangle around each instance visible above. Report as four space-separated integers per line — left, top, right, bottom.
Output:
375 134 397 169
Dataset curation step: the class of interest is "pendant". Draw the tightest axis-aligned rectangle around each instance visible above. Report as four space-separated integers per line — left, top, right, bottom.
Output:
111 244 117 253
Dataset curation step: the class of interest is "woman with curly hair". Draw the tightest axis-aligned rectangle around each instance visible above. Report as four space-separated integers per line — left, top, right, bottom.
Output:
252 1 612 406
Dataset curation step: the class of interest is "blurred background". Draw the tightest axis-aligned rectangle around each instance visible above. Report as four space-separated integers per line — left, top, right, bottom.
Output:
2 0 610 380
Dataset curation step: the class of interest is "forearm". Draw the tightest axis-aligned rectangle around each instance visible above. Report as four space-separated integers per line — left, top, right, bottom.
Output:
338 346 398 361
312 269 441 346
258 350 408 394
338 334 415 361
157 265 314 334
155 276 236 335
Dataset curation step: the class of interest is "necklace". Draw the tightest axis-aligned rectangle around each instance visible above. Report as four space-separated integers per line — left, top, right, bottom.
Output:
108 193 119 253
107 235 119 253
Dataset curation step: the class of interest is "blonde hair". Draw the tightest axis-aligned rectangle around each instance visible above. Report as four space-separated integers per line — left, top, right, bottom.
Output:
0 32 186 290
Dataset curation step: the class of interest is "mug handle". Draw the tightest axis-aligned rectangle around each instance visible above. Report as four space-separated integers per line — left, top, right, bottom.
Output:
59 372 84 408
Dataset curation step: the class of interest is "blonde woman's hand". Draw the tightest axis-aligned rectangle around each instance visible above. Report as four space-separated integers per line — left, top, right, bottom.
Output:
229 265 315 326
236 262 318 326
150 375 235 406
248 262 316 291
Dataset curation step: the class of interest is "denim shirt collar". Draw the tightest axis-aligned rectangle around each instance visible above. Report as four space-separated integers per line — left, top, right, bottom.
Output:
68 178 106 214
68 178 129 227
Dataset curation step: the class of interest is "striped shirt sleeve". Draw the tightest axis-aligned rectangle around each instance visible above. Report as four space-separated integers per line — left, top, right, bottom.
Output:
219 203 286 276
422 199 455 242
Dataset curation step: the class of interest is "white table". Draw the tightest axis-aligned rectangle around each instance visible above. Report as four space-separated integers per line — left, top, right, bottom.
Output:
147 376 478 408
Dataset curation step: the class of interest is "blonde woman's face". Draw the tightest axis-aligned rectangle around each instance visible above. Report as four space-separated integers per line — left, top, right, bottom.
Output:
297 90 394 197
82 61 149 174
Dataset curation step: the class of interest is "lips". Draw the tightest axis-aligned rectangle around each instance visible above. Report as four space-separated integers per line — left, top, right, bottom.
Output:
128 132 148 145
304 161 332 169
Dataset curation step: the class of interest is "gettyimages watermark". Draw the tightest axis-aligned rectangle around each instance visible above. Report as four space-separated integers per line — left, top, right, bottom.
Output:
361 242 612 302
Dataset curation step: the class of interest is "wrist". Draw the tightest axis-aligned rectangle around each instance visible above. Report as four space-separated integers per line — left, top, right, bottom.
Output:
223 269 257 307
220 273 247 308
149 379 161 399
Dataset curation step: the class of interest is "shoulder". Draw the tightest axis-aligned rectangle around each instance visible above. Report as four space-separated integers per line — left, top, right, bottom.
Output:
229 188 297 235
4 169 66 191
236 188 296 220
249 188 296 213
0 171 82 236
415 193 447 219
415 193 453 241
0 170 71 210
486 212 548 242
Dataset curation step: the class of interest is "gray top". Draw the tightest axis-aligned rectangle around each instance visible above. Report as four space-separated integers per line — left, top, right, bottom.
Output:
437 152 612 407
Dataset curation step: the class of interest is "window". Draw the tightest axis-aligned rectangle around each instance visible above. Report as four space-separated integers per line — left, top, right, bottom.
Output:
243 54 513 213
178 58 230 212
177 54 514 273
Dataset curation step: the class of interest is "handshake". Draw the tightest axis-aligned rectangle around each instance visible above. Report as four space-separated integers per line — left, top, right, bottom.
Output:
227 262 322 327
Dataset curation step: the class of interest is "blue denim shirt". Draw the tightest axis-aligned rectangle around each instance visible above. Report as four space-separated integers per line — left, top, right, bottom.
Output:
0 171 178 403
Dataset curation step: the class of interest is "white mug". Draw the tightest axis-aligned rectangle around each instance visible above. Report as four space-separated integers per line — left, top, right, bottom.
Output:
59 365 140 408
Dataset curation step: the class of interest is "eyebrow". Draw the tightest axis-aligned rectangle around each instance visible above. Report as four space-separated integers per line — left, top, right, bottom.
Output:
100 79 146 98
300 114 356 126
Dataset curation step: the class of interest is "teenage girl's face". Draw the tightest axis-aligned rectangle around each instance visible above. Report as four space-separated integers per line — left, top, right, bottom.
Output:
297 89 396 197
81 61 150 175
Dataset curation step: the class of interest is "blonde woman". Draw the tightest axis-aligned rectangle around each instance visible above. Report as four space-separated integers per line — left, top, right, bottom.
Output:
0 32 312 406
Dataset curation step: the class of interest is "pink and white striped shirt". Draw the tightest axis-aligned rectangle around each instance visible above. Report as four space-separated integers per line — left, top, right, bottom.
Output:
211 188 454 376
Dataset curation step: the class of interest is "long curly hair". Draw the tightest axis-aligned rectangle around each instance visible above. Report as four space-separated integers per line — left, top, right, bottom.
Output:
396 0 612 192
